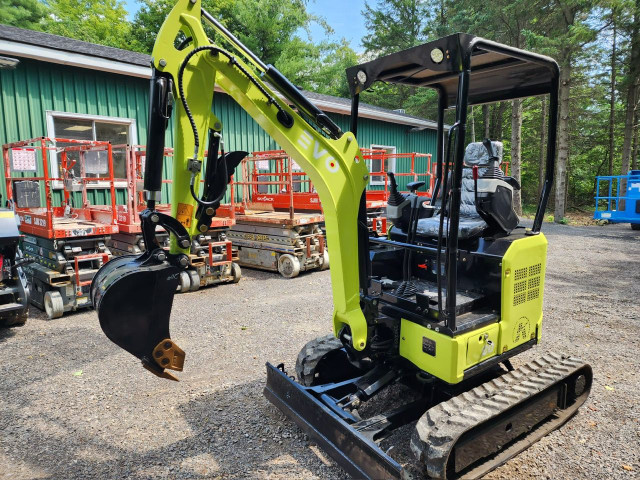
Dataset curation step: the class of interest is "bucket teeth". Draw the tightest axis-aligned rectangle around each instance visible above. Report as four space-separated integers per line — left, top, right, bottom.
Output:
152 338 185 371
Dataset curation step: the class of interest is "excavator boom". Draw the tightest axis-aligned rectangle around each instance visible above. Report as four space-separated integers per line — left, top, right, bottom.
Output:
91 0 369 378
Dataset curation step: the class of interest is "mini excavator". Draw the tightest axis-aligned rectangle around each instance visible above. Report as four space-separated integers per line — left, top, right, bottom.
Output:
91 1 592 478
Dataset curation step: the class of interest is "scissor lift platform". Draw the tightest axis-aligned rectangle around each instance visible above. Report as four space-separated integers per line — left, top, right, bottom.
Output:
594 170 640 229
3 137 117 318
107 145 241 290
224 151 329 278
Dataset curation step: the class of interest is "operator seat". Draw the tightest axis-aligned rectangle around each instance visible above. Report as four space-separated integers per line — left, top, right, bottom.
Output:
416 141 506 240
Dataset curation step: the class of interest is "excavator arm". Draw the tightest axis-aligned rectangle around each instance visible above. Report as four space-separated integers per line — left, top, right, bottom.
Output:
91 0 369 380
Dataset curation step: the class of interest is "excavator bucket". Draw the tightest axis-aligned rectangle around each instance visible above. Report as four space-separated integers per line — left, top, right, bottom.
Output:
90 252 185 380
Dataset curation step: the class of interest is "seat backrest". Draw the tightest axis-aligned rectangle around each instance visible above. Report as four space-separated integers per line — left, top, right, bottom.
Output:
460 141 503 216
463 141 503 167
433 141 503 215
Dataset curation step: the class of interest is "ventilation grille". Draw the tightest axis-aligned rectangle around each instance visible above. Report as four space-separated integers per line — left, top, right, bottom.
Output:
513 263 542 306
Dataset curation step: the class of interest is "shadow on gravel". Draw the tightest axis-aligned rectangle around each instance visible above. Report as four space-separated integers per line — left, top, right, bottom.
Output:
175 378 347 479
0 325 116 394
0 325 18 343
239 265 326 282
2 378 346 480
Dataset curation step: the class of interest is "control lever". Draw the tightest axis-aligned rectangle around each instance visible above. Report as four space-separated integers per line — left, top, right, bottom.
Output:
482 138 498 162
406 181 426 193
395 181 426 297
482 138 520 190
502 176 521 190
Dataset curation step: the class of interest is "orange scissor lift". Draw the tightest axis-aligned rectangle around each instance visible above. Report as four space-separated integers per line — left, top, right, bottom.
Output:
108 145 241 292
239 149 434 237
361 148 433 234
218 151 329 278
3 137 117 318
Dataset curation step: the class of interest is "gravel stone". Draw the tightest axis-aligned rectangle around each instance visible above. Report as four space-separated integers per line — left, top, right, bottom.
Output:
0 221 638 479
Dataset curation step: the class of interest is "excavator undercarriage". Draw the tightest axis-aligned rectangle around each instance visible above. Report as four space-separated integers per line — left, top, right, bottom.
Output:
90 1 592 477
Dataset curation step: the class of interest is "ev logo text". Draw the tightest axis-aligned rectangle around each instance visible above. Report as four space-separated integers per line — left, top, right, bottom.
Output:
297 131 339 173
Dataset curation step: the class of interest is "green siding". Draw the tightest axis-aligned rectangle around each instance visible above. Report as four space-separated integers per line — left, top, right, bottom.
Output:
1 57 437 206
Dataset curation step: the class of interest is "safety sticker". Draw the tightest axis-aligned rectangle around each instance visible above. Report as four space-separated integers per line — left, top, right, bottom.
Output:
176 203 194 228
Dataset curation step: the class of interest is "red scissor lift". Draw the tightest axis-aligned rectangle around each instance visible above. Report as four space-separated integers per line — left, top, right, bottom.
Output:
108 145 240 291
220 151 328 278
361 148 433 234
241 149 434 236
3 137 117 318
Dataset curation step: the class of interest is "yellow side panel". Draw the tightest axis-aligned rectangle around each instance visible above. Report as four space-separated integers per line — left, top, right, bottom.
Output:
499 233 548 354
465 324 500 367
399 320 499 384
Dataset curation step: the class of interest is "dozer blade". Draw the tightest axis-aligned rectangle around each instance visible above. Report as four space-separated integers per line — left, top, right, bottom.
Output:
90 253 185 380
264 363 404 480
265 353 592 480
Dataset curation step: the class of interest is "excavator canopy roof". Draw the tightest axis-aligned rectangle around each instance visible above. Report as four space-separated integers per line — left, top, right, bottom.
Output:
346 33 559 108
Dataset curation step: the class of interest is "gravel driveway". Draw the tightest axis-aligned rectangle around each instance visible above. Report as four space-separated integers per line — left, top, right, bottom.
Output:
1 222 638 479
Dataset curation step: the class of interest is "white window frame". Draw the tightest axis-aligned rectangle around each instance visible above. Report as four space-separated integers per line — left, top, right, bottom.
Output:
46 110 138 188
369 144 396 186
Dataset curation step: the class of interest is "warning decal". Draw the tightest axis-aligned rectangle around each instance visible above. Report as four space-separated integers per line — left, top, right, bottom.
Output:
176 203 194 229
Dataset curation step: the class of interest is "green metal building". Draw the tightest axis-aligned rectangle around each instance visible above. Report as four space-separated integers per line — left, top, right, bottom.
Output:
0 25 438 205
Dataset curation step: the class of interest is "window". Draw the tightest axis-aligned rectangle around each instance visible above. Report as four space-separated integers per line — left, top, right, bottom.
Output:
369 144 396 186
46 111 137 181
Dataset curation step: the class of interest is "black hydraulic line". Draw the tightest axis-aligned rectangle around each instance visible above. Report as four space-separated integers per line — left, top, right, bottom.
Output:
201 8 268 71
176 45 293 207
264 65 342 140
533 75 559 232
430 88 447 207
203 7 340 140
445 69 471 331
350 94 360 137
436 122 458 317
177 45 292 160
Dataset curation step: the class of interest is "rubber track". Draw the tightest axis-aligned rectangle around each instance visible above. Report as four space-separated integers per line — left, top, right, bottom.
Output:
295 334 343 386
410 352 591 479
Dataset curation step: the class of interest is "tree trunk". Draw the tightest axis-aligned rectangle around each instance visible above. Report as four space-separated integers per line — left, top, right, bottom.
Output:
621 1 639 173
633 109 639 170
608 19 617 176
538 96 547 198
470 106 476 143
483 104 490 139
492 102 507 141
511 99 523 215
555 58 571 223
622 83 639 174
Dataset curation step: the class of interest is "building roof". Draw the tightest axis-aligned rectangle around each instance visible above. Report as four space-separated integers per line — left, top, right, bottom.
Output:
0 24 149 66
0 24 437 130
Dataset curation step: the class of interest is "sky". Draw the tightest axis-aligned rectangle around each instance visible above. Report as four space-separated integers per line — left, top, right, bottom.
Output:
123 0 368 51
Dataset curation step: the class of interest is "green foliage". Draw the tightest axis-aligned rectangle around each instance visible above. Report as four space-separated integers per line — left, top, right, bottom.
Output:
44 0 132 49
128 0 176 54
130 0 358 97
0 0 48 30
362 0 430 54
225 0 310 65
277 38 357 97
361 0 639 212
